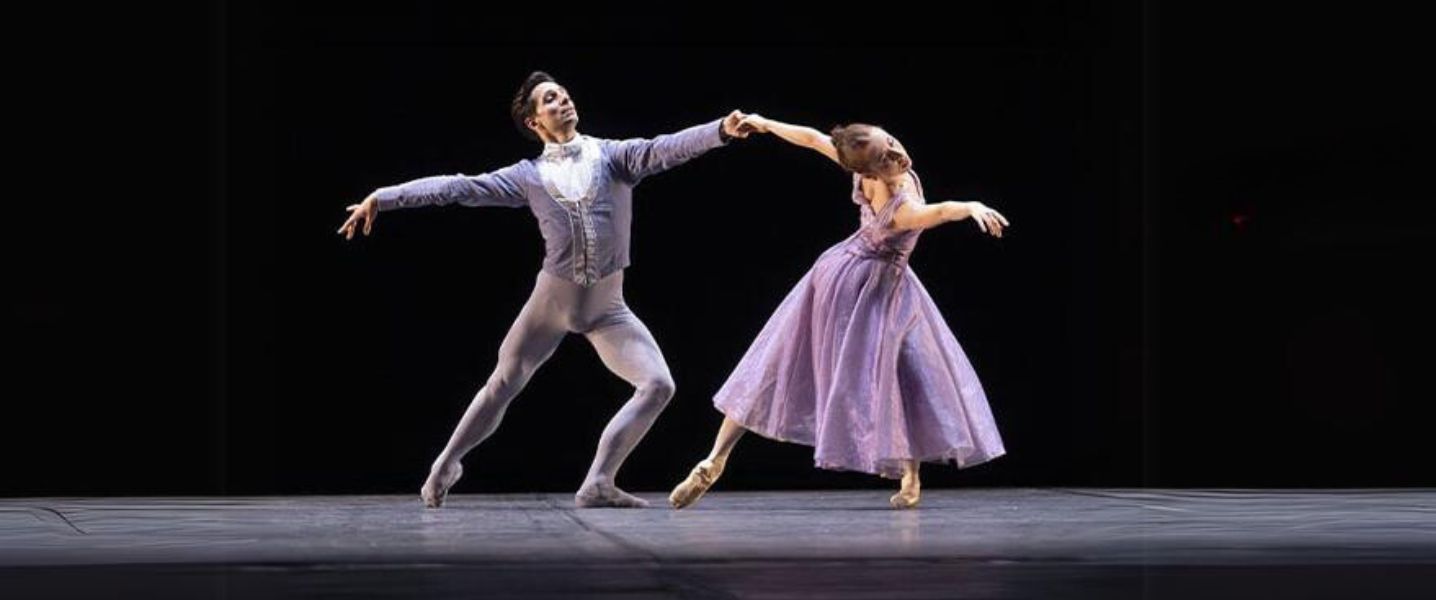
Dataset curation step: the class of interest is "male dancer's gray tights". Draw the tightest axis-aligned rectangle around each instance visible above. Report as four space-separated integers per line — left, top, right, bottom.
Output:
420 269 674 508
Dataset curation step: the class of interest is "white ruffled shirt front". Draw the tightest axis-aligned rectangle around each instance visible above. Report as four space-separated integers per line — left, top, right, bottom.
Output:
538 135 600 201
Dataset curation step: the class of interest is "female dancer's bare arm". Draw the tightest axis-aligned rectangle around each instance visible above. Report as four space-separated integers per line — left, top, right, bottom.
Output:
736 114 842 167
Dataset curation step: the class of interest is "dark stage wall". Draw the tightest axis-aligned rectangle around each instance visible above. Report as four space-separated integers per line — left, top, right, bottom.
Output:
6 3 1432 496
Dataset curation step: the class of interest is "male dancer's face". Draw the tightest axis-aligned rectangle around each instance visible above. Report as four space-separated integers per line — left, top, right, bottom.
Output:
526 82 580 143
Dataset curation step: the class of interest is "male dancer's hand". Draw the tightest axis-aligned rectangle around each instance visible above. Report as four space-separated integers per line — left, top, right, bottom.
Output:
338 195 379 240
722 110 751 139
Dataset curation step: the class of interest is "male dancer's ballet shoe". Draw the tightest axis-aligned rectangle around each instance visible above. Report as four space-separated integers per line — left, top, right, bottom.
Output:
669 459 724 509
574 481 650 508
889 485 921 510
420 462 463 508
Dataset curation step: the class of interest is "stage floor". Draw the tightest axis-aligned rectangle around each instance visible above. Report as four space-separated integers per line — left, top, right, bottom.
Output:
3 489 1434 598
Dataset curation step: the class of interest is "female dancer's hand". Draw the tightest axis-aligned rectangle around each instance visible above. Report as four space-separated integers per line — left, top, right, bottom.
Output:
966 202 1010 238
736 114 771 134
338 194 379 240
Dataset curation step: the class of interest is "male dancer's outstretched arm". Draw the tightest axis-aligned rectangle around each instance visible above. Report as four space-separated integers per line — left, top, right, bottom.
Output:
337 164 528 240
605 113 745 184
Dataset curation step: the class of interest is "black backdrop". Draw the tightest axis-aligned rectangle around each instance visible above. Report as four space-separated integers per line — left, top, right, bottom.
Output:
7 2 1432 497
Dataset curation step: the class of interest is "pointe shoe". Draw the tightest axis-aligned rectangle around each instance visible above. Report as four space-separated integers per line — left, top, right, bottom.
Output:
669 459 724 509
889 482 920 510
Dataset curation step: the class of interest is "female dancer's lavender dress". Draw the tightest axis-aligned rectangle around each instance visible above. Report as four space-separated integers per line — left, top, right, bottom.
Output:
714 172 1006 479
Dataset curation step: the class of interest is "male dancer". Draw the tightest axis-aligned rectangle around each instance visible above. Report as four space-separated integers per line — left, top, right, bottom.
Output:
338 71 748 508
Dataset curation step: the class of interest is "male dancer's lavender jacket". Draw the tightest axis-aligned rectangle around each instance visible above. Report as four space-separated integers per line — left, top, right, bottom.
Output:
374 121 727 286
367 114 736 509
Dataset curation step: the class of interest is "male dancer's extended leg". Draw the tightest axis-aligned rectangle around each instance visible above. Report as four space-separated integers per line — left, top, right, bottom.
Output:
420 279 567 508
574 309 675 508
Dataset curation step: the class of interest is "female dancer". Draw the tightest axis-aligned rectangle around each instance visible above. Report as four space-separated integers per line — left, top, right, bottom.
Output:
670 115 1009 509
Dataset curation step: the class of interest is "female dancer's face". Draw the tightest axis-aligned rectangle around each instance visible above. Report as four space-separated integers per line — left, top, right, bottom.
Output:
526 82 580 139
864 128 913 180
